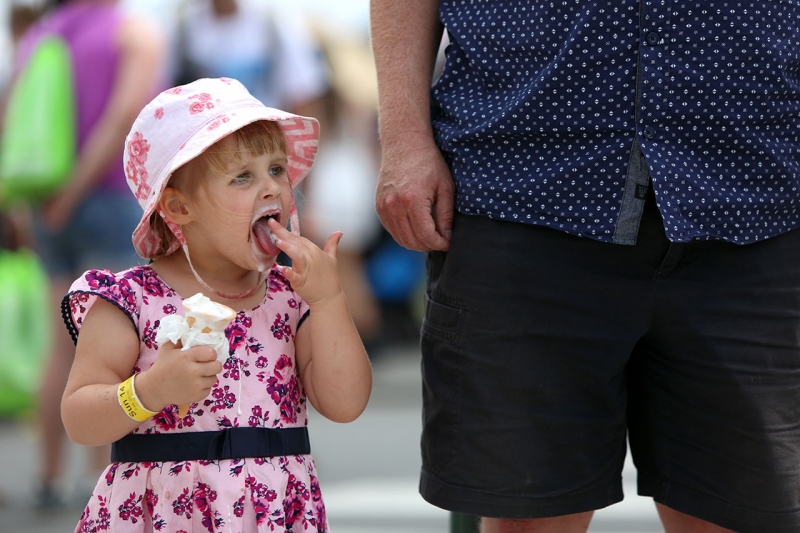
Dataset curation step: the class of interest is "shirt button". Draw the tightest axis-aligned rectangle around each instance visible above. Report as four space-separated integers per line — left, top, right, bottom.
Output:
646 32 660 45
642 126 657 139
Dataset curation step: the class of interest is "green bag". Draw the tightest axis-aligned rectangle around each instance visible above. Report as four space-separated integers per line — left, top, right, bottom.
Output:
0 248 51 417
0 36 76 204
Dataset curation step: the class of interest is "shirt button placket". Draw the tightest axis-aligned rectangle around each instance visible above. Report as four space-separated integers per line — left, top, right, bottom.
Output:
641 27 661 141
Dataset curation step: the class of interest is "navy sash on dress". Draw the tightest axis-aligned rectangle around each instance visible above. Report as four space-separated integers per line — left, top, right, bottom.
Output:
111 426 310 462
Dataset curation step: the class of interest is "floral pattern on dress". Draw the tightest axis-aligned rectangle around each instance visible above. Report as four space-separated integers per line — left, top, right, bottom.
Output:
63 264 322 532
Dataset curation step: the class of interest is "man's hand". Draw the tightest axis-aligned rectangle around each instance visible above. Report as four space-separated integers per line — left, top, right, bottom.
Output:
375 134 455 251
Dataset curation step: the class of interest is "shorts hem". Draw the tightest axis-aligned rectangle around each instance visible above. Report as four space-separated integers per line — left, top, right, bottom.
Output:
420 469 624 519
639 472 800 533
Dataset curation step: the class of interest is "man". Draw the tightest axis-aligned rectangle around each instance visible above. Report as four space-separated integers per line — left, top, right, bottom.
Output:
371 1 800 532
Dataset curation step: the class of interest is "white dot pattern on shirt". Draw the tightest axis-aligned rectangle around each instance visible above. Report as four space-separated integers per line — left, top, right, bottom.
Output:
431 0 800 243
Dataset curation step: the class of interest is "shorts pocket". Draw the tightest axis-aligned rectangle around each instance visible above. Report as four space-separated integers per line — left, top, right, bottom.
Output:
421 294 462 345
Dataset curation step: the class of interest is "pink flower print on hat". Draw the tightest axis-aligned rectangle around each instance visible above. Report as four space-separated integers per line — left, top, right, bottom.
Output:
125 132 152 201
127 132 149 166
188 92 215 115
207 116 230 131
125 132 150 199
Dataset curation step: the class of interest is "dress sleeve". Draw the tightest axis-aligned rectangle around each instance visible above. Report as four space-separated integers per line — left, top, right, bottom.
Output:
286 270 310 330
61 269 141 345
296 293 310 331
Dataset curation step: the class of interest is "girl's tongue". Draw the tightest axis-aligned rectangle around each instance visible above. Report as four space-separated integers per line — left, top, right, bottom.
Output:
252 217 280 257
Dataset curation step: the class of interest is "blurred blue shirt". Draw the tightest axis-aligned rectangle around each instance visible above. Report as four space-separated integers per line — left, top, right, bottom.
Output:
431 1 800 244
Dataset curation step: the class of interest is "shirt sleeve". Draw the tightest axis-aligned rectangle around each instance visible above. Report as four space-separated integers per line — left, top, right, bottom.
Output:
61 269 141 345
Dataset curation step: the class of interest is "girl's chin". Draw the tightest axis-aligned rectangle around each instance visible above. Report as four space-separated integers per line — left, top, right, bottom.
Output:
252 251 277 272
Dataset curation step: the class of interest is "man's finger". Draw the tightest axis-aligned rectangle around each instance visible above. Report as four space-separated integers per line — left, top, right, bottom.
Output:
409 202 448 251
432 184 454 248
380 211 431 251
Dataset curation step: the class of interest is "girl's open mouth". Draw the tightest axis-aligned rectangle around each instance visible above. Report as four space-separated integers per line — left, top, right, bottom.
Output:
251 211 282 257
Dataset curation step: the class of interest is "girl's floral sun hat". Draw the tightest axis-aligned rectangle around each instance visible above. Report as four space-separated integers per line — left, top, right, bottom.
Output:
124 77 320 260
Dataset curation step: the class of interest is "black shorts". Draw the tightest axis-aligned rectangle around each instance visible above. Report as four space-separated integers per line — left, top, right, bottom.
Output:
419 197 800 532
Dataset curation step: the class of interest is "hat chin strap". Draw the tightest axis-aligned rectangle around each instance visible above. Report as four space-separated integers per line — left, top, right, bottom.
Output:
182 244 266 300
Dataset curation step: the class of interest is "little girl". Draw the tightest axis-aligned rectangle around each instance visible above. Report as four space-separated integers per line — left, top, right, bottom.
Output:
60 78 372 532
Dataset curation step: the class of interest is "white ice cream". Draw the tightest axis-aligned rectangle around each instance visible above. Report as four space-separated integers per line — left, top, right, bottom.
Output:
156 293 237 363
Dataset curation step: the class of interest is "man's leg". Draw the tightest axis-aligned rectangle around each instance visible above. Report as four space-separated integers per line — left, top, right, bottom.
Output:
477 496 738 531
657 504 735 533
481 513 593 533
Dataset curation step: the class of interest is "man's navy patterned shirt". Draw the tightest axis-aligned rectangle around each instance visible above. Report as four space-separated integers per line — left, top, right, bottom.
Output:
431 0 800 244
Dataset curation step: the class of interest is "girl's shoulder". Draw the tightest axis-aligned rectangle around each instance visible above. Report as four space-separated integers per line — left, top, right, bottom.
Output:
62 265 178 344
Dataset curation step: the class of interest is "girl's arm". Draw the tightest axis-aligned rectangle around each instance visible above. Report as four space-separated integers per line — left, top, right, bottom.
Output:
268 219 372 423
62 299 222 446
62 299 147 445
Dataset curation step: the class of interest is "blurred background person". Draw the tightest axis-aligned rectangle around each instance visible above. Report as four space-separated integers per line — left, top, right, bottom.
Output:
7 0 166 509
301 16 385 352
173 0 327 116
0 2 44 248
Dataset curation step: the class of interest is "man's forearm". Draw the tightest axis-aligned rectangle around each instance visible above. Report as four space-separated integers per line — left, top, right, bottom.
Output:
370 0 444 144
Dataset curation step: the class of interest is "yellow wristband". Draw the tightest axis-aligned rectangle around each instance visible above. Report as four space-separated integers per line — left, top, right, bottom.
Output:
118 374 158 422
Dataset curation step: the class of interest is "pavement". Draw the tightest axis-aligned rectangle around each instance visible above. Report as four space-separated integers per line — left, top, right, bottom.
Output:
0 344 664 533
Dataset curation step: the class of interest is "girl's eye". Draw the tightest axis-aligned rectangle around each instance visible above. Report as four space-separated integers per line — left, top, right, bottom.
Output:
231 172 251 184
269 165 286 177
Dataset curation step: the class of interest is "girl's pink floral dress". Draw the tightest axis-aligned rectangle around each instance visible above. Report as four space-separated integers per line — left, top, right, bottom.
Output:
63 264 328 533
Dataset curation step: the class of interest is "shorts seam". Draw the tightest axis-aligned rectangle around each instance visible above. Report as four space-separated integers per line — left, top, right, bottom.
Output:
421 294 465 345
420 322 460 344
429 289 473 314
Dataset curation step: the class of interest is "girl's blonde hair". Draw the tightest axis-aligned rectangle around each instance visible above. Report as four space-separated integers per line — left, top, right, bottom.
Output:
148 120 287 259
